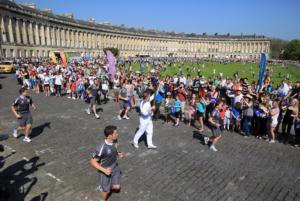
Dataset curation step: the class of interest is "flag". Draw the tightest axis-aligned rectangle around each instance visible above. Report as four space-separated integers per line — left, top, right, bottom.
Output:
257 53 267 91
85 52 90 60
60 51 67 67
106 50 116 78
65 52 70 63
50 52 57 64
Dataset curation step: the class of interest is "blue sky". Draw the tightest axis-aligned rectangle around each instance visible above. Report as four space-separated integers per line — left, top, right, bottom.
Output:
17 0 300 40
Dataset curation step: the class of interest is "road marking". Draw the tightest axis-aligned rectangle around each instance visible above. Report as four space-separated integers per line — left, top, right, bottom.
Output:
46 172 63 183
23 157 29 161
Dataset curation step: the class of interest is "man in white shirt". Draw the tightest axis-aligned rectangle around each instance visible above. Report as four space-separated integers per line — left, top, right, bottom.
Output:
132 91 157 149
54 72 64 97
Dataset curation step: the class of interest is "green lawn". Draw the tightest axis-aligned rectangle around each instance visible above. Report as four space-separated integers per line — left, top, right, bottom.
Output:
131 61 300 85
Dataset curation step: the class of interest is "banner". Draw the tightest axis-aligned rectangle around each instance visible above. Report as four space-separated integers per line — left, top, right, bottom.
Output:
50 52 57 64
106 50 116 78
257 53 267 91
60 51 67 67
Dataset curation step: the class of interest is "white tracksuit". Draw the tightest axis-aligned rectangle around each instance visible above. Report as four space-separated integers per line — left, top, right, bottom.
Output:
133 100 154 146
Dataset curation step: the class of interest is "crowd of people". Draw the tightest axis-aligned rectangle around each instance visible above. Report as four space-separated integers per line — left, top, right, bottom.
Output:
6 55 300 201
10 56 300 149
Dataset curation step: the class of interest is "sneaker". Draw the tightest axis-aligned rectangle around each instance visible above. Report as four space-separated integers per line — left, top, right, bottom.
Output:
269 140 275 144
12 129 18 138
67 96 71 99
95 114 100 119
148 145 157 149
117 115 122 120
131 142 139 149
85 108 91 115
72 97 76 100
23 137 31 143
209 145 218 152
123 115 130 120
96 185 103 192
204 136 209 145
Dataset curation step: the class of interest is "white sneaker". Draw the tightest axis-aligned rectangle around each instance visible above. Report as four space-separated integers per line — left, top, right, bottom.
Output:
23 137 31 143
85 108 91 115
117 115 122 120
209 145 218 152
132 142 139 149
204 137 209 145
95 114 100 119
148 145 157 149
123 115 130 120
72 97 76 100
13 129 18 138
67 96 71 99
269 140 275 143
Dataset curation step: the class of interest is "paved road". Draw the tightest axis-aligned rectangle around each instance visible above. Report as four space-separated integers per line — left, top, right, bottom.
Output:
0 75 299 201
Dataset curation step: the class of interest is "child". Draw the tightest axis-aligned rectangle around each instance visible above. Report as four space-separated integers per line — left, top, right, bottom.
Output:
224 106 231 131
71 80 77 99
164 92 173 124
173 95 182 127
187 94 197 127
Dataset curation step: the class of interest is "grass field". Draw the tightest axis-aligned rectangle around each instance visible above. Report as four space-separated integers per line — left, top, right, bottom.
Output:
131 62 300 85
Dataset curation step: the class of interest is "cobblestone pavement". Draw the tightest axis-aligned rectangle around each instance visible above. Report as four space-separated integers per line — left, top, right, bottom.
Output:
0 75 300 201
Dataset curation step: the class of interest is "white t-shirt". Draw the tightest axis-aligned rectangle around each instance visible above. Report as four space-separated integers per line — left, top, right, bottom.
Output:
55 75 63 85
234 94 244 104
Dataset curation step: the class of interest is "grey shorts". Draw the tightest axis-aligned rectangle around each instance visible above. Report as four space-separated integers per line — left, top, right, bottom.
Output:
18 112 33 127
211 127 222 137
99 165 121 192
90 97 97 105
119 100 128 109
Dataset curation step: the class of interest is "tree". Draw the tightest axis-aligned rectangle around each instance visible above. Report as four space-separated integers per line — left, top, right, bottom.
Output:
270 38 288 59
283 40 300 60
103 47 120 57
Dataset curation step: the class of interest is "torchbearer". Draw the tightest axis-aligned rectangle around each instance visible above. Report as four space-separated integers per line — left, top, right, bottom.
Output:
132 91 157 149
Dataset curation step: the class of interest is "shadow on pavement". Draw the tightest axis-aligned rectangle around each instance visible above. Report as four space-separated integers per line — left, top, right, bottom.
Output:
0 156 46 201
31 122 51 139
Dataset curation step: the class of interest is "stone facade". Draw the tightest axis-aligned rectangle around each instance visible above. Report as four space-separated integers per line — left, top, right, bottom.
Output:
0 0 270 59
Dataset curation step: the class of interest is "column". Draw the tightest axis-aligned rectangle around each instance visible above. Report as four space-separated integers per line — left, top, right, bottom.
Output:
79 31 82 48
74 31 78 48
51 27 56 46
61 28 65 47
1 16 7 43
69 29 73 48
88 32 91 48
92 33 96 49
40 24 45 46
15 18 21 44
21 20 27 44
34 23 40 45
46 25 51 46
85 32 88 48
28 21 34 45
8 16 14 43
56 27 61 47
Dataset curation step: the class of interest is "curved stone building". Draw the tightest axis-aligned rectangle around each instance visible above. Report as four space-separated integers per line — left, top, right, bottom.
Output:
0 0 270 59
